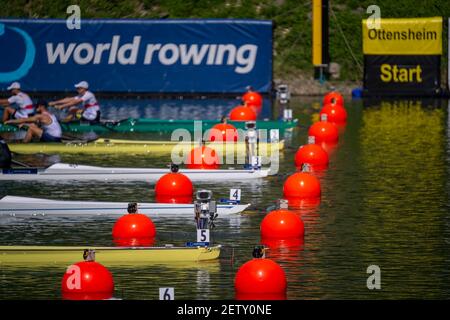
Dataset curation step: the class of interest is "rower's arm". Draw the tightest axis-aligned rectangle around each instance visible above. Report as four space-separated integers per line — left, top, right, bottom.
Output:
5 114 41 125
57 98 83 109
48 97 73 106
0 98 10 106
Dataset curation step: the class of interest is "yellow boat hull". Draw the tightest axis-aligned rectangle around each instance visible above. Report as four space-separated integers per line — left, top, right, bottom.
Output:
0 245 221 265
9 139 284 155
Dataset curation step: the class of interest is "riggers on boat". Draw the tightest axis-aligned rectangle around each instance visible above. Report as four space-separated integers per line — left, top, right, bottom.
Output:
0 189 225 266
0 196 250 217
0 163 272 181
0 245 222 265
0 118 299 134
6 138 285 155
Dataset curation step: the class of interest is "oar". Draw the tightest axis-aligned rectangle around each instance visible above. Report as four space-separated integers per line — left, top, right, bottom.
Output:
60 137 98 144
96 117 131 132
102 117 131 125
60 118 128 133
11 159 31 168
60 132 98 143
60 132 82 140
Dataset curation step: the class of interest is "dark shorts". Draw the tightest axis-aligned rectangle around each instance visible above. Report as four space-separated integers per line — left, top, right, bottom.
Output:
81 111 101 123
40 131 61 142
74 110 99 123
0 141 12 169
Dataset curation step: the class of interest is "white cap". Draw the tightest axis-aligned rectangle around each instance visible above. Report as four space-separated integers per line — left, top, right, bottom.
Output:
74 81 89 89
7 82 20 90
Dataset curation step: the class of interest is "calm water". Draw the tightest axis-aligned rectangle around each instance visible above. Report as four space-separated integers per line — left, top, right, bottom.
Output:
0 97 449 299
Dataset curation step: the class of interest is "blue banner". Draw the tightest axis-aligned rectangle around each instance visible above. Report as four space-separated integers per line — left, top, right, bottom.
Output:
0 19 273 93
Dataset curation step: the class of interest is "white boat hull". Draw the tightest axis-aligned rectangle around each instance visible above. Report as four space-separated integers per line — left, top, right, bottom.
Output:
0 196 250 217
0 163 270 182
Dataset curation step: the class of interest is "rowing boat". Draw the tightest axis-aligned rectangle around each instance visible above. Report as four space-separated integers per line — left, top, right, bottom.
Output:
0 245 221 264
0 163 271 181
0 118 298 134
0 196 250 217
7 138 284 155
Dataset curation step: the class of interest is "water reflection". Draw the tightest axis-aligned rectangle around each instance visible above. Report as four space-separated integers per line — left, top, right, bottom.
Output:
1 97 450 299
261 238 305 263
357 99 449 298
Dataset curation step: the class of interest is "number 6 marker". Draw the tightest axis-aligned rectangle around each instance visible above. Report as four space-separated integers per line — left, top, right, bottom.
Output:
159 287 174 300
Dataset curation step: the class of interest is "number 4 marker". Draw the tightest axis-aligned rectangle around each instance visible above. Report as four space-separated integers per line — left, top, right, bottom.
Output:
230 189 241 201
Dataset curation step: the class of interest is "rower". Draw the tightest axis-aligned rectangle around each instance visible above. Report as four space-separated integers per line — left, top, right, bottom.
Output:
49 81 101 123
0 138 12 169
0 82 35 123
5 99 62 143
194 190 217 230
244 121 260 170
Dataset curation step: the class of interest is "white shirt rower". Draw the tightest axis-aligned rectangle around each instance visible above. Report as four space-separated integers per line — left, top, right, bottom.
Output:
40 111 62 140
0 82 35 122
49 81 101 123
8 92 34 118
4 100 62 143
75 89 100 121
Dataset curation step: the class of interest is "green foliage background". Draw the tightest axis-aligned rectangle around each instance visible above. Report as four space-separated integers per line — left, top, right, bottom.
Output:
1 0 449 82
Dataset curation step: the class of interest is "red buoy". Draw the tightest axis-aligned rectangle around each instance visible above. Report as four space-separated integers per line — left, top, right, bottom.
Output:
155 172 193 203
229 106 257 121
323 91 344 107
242 91 263 108
185 146 220 170
260 209 305 239
61 261 114 300
294 138 329 170
320 104 347 124
112 212 156 246
208 123 238 142
283 172 321 199
235 258 287 294
308 115 339 143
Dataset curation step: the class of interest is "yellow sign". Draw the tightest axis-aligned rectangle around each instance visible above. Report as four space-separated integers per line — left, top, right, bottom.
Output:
312 0 323 65
380 64 422 83
362 17 442 55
